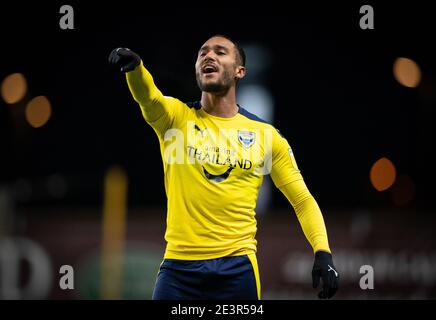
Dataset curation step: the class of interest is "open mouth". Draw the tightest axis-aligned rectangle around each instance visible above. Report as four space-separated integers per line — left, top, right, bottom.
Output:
202 64 218 74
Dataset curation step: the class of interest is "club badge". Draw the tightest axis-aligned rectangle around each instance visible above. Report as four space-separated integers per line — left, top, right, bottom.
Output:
238 130 256 148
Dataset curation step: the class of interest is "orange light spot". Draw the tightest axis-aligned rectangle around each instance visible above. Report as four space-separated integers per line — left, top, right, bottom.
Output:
370 157 397 191
393 57 421 88
25 96 52 128
1 73 27 104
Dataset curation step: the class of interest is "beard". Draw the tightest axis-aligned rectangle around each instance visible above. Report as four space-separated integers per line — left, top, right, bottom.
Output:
196 68 234 93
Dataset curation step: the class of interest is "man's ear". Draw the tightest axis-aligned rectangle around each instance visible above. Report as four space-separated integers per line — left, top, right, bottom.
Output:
235 66 246 80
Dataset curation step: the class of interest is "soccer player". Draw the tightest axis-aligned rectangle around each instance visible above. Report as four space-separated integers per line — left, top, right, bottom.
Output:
108 35 339 300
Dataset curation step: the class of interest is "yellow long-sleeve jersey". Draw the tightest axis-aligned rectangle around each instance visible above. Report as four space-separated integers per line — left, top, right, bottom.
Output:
125 62 331 260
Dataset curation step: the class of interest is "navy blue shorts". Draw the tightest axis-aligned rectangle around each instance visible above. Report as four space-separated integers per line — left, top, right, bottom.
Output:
152 254 260 300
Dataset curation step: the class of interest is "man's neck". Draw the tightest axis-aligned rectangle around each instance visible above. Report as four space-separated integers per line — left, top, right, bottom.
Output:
200 89 239 118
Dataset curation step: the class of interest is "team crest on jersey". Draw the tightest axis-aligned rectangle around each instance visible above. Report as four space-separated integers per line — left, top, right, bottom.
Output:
238 130 256 148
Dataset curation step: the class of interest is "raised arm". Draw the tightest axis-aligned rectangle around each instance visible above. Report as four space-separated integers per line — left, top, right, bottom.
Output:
109 47 184 133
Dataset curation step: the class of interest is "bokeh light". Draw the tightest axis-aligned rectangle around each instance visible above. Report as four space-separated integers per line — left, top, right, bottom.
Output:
25 96 52 128
393 57 421 88
370 157 397 191
1 73 28 104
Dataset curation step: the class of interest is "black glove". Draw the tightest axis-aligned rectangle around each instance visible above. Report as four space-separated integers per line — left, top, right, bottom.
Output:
108 47 141 73
312 251 339 299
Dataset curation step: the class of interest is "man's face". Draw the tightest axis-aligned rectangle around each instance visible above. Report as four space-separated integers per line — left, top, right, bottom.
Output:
195 36 245 93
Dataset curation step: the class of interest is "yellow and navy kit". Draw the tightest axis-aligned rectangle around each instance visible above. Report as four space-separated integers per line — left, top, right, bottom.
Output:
126 62 331 261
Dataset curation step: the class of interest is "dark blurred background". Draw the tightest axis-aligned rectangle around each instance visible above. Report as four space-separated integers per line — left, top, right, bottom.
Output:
0 1 435 299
